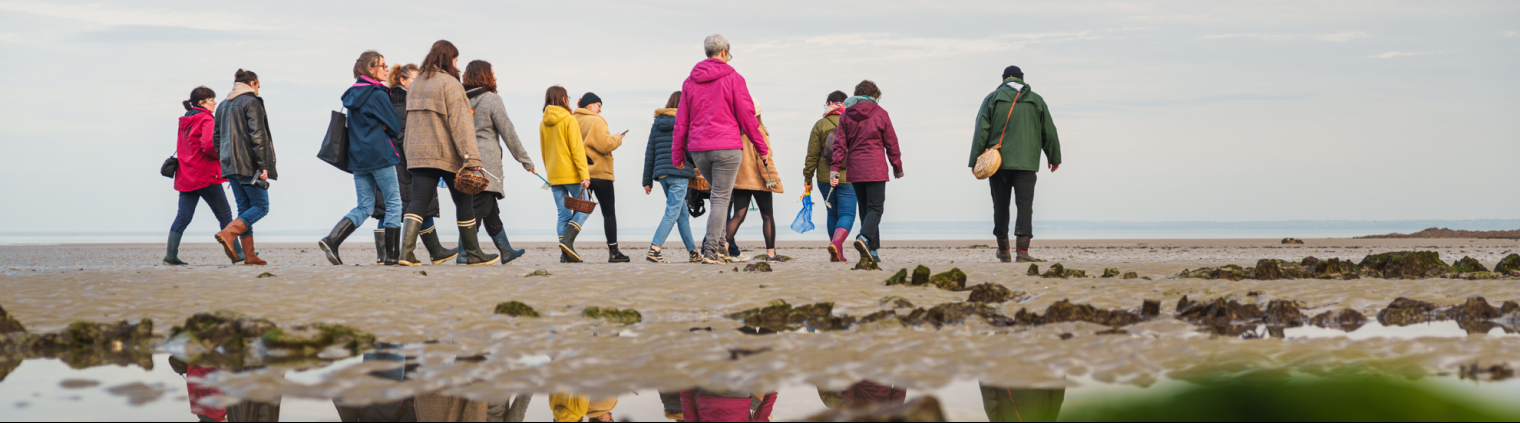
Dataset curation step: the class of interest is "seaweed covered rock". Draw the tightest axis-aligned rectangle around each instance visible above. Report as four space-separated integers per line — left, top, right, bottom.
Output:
1041 263 1087 278
581 307 642 325
884 268 909 286
966 283 1021 303
913 265 932 285
1141 300 1162 319
1262 300 1306 326
1 319 154 370
853 257 881 271
911 302 1014 328
1451 257 1490 274
728 300 850 332
879 296 915 309
743 262 773 272
169 311 278 348
929 268 968 291
802 396 947 422
1302 257 1362 280
1102 268 1121 278
1122 272 1140 280
1359 251 1449 279
493 301 541 318
1310 309 1368 331
1176 265 1250 281
525 269 551 277
1026 264 1040 276
1445 297 1504 321
1254 259 1308 281
1282 238 1304 245
1496 254 1520 275
1041 300 1146 326
1377 297 1440 326
261 323 375 355
0 306 23 335
1178 297 1264 328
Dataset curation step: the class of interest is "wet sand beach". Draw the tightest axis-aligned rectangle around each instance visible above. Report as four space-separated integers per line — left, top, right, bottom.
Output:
2 238 1519 419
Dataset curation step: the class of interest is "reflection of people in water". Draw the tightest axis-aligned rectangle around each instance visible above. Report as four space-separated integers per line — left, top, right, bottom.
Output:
979 383 1065 422
332 351 533 422
550 393 618 422
169 356 283 422
680 387 777 422
818 380 906 408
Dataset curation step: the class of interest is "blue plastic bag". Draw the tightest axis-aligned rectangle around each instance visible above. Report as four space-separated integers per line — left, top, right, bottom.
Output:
791 194 815 233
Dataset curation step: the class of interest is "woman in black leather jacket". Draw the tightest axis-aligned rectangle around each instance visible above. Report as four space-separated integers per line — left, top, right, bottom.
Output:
212 69 277 265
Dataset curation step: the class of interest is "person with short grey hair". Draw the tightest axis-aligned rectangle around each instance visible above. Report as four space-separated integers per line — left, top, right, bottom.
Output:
672 34 766 264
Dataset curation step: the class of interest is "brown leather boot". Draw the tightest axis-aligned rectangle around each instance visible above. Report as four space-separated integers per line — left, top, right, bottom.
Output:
214 219 249 262
240 235 266 265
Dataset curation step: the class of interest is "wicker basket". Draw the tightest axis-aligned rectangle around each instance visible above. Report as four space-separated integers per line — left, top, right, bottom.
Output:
564 189 597 214
690 168 711 191
455 166 490 195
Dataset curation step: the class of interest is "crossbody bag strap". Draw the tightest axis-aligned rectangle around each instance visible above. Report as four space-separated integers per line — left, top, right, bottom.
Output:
988 91 1023 152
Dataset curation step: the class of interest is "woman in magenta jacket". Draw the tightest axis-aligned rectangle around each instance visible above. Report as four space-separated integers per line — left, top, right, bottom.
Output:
164 86 240 265
831 80 904 267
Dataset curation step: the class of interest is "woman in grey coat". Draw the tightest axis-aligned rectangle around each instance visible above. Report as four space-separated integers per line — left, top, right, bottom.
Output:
462 61 537 264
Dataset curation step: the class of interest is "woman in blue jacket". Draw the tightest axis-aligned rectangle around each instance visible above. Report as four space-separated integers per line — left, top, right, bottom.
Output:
641 91 700 263
318 50 405 265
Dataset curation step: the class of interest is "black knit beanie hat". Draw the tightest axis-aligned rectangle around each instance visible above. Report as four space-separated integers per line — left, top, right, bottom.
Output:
1003 66 1024 79
578 92 603 108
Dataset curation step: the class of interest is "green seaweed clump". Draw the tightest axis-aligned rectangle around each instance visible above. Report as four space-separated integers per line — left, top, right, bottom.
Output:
1121 272 1140 280
966 283 1021 303
1451 256 1490 274
853 257 881 271
1041 263 1087 278
727 300 848 332
912 265 932 285
261 323 376 355
1 318 154 371
929 268 968 291
743 262 773 272
1176 264 1250 281
582 307 642 325
525 269 551 277
1026 264 1040 276
1496 254 1520 275
1359 251 1449 279
884 268 909 286
1101 268 1121 278
493 301 541 318
168 311 278 348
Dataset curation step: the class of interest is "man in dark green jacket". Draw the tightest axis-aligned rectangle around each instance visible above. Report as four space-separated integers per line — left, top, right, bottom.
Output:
968 66 1061 263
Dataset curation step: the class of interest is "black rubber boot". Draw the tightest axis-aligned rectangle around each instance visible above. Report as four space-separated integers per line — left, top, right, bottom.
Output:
397 216 424 266
458 220 500 265
163 232 188 265
560 222 584 263
420 225 458 265
491 231 526 265
997 238 1012 263
608 242 630 263
1015 236 1046 263
383 228 400 266
373 230 386 265
318 218 357 265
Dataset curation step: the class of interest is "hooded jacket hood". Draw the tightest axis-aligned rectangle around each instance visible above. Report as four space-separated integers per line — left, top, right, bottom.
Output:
340 78 386 111
654 108 677 117
845 101 880 120
689 58 735 83
225 82 256 102
542 105 574 126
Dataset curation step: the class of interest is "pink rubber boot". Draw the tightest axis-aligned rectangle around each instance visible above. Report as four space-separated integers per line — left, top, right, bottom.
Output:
828 228 850 262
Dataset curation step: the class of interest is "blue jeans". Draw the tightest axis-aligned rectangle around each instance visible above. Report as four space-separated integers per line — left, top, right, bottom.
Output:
170 184 234 234
228 175 269 232
551 184 590 236
651 178 696 251
818 179 857 234
344 167 401 229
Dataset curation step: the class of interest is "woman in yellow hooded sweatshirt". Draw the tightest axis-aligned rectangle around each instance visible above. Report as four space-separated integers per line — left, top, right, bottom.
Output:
540 86 592 263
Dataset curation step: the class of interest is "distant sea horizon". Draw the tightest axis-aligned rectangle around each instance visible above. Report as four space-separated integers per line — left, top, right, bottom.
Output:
2 219 1516 245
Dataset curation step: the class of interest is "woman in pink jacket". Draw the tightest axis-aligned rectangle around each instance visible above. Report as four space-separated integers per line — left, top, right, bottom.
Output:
831 80 904 267
671 34 767 264
681 388 777 422
164 86 241 265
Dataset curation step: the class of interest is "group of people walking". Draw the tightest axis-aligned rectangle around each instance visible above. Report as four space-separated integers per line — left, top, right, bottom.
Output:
162 34 1062 267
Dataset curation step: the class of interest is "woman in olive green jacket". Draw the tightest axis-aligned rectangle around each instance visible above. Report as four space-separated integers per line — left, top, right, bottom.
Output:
801 91 856 262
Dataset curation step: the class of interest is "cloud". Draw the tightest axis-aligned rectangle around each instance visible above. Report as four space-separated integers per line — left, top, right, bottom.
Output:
1202 31 1369 42
1506 31 1518 38
0 0 276 31
1367 51 1436 59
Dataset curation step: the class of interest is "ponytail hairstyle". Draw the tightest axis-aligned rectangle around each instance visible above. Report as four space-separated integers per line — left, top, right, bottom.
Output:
461 60 496 93
352 50 385 80
234 68 258 85
420 40 460 80
183 86 216 111
543 85 569 111
387 63 419 88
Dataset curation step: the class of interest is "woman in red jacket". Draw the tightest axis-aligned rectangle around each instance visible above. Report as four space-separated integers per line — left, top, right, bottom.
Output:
164 86 240 265
831 80 904 266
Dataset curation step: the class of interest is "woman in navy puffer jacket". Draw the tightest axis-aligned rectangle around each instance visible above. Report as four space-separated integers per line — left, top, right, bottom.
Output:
641 91 699 263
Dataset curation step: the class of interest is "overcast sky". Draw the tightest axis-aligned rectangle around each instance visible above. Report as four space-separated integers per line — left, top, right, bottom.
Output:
1 0 1516 237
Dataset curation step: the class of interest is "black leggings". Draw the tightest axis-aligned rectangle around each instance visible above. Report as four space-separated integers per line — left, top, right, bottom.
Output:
472 193 504 237
170 185 233 234
407 168 474 222
726 189 775 249
853 181 886 250
588 178 618 244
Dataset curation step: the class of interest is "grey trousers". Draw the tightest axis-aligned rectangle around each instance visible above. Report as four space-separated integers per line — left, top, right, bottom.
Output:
691 149 743 254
